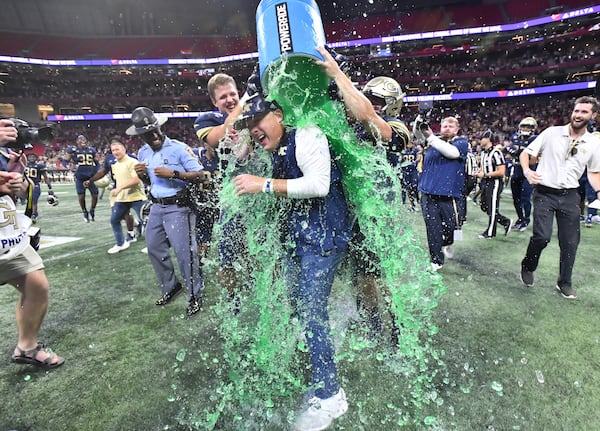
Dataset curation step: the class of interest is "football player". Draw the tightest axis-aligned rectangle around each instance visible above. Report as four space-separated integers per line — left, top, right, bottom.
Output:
400 140 420 212
507 117 538 231
24 153 55 223
65 134 99 222
193 73 247 312
317 46 410 342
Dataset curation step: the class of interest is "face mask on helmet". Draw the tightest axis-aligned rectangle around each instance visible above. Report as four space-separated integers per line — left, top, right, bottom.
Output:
518 117 537 137
47 195 59 206
362 76 405 117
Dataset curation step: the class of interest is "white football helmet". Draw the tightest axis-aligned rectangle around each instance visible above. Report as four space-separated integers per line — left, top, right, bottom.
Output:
94 174 112 189
47 194 59 206
362 76 405 117
518 117 537 137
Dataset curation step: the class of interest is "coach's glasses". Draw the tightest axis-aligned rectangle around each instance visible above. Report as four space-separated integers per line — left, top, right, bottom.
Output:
566 138 579 160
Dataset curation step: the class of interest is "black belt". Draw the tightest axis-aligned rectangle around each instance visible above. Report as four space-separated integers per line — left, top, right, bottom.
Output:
425 193 454 201
151 195 178 205
536 185 577 196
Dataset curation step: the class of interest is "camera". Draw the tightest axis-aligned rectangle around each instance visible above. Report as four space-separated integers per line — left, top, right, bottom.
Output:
418 120 430 132
5 118 54 151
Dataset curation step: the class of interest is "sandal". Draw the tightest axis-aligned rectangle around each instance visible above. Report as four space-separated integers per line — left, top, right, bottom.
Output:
11 342 65 370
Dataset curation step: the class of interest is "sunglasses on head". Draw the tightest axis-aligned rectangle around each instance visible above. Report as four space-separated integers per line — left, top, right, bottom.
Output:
566 139 579 160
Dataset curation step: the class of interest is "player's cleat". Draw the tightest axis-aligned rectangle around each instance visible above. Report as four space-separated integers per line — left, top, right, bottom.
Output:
431 262 443 271
556 284 576 299
518 223 528 232
31 214 38 224
442 245 454 259
520 267 534 287
107 241 130 254
585 215 593 228
505 219 513 236
126 232 137 243
478 232 493 239
89 209 95 222
294 388 348 431
83 211 90 223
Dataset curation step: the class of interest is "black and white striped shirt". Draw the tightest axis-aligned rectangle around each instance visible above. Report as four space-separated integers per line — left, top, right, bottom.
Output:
479 146 505 178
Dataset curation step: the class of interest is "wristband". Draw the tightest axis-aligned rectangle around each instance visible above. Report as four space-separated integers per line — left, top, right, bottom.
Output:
262 178 273 194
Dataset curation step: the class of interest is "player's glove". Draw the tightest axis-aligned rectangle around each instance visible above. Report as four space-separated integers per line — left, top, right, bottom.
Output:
412 114 426 144
240 64 263 104
324 45 351 101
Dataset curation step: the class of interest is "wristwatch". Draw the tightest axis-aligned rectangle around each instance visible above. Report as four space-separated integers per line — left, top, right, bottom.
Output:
171 170 180 179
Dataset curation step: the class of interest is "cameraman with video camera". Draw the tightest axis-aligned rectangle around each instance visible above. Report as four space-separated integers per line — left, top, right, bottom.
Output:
415 115 469 271
0 118 64 370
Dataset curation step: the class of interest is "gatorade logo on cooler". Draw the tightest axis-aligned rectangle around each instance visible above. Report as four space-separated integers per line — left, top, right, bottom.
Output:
275 3 293 54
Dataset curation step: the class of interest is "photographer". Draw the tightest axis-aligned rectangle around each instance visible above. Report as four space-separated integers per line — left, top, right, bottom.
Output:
0 119 65 370
416 116 469 271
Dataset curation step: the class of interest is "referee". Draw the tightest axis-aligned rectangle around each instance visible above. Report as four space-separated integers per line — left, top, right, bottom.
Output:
477 130 512 239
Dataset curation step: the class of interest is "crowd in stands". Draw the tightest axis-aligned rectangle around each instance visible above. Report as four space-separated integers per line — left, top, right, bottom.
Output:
40 119 197 172
1 29 597 116
34 93 578 175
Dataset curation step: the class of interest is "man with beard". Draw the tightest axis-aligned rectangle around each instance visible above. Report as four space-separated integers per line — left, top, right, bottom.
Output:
519 96 600 299
416 116 468 271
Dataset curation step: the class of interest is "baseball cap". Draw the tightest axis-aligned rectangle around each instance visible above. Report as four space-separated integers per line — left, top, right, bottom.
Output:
233 94 281 130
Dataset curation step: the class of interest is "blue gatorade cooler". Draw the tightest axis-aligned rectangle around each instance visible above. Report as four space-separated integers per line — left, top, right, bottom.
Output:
256 0 326 88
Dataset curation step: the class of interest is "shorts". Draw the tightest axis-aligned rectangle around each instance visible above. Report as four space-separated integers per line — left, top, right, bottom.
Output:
75 175 99 195
0 245 45 285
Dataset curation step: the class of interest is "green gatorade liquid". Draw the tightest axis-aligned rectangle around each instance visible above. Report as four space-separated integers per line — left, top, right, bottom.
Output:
175 56 447 430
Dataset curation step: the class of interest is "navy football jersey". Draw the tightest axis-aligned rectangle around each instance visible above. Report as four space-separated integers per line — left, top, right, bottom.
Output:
67 145 98 177
25 162 47 185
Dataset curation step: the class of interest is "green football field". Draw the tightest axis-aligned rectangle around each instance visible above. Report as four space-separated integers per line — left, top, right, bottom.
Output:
1 182 600 430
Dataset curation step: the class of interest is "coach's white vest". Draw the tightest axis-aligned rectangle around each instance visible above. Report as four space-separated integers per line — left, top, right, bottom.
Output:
0 195 31 261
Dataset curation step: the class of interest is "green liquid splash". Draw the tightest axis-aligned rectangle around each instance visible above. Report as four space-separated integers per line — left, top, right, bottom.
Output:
175 56 447 430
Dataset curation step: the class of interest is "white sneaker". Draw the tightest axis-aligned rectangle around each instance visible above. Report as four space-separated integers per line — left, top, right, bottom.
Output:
442 245 454 259
294 388 348 431
140 247 148 254
431 262 443 272
107 241 130 254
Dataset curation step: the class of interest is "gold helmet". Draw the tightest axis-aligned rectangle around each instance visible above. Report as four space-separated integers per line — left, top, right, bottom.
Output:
362 76 405 117
518 117 538 137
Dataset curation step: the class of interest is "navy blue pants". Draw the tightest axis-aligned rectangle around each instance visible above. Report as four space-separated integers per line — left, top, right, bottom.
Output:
421 193 458 265
511 165 533 225
285 250 345 400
